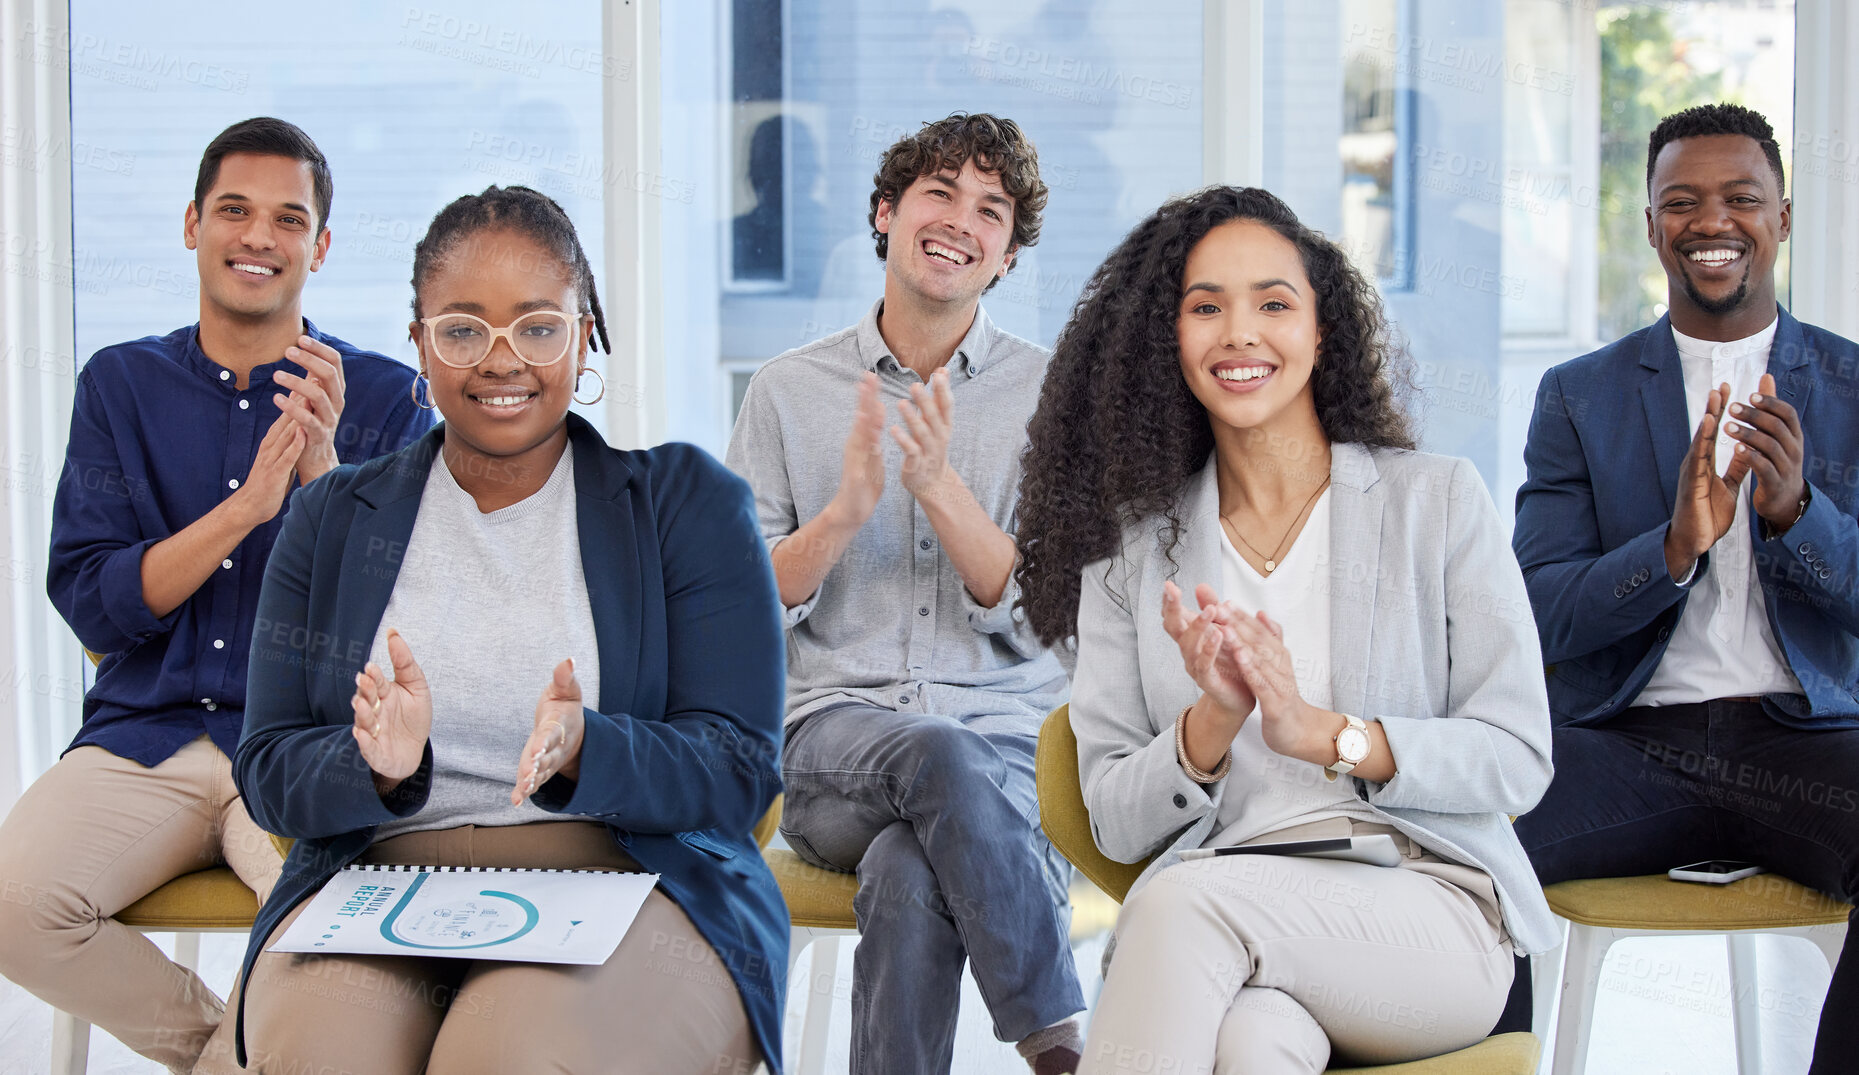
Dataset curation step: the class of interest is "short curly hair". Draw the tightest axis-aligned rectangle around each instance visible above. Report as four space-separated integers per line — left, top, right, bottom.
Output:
868 112 1046 290
1014 186 1416 647
1647 103 1786 195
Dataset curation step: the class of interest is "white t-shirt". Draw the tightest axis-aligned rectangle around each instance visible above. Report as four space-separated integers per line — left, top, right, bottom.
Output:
1204 491 1381 847
1634 319 1803 706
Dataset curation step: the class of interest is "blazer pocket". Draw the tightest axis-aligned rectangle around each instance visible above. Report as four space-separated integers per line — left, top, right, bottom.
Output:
676 829 739 861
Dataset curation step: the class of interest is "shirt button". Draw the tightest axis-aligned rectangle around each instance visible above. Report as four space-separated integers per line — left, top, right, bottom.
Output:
239 399 250 410
228 479 239 489
213 639 225 649
219 370 231 381
918 606 930 616
899 694 912 704
1657 626 1671 642
201 698 217 711
920 539 932 550
222 559 233 569
1172 793 1188 808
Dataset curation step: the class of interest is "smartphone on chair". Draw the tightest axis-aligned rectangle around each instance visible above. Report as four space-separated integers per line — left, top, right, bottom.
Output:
1667 860 1765 884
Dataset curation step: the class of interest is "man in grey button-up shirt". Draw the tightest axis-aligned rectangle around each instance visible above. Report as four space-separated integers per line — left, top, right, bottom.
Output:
726 113 1083 1075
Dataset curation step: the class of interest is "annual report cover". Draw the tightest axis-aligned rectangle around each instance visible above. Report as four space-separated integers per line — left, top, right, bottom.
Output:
270 864 658 965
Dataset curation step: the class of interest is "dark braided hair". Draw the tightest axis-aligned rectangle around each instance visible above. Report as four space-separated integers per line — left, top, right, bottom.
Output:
411 185 611 354
1014 185 1416 647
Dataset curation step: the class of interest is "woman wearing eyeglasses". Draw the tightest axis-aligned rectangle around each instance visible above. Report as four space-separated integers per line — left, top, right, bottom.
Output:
221 186 787 1075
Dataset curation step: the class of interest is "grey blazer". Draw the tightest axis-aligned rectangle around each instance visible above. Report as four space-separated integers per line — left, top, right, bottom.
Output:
1071 443 1560 955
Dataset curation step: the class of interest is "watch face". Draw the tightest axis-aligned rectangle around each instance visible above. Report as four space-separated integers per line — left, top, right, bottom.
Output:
1337 727 1371 764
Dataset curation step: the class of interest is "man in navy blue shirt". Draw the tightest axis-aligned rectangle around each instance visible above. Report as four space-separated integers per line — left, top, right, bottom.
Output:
0 117 429 1072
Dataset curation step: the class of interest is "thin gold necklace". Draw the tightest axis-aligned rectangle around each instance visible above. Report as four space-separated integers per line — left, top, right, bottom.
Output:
1220 478 1330 575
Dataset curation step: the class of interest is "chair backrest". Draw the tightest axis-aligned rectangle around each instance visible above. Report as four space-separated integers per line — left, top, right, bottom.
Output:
1036 704 1154 903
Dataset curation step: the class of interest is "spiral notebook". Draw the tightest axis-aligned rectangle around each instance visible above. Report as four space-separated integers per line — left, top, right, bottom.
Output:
270 864 659 965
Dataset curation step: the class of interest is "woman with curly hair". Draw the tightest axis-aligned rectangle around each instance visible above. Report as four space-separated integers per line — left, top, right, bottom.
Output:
1015 186 1557 1072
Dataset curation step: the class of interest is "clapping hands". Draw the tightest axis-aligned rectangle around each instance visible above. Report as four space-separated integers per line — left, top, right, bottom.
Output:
351 629 431 789
1161 581 1325 760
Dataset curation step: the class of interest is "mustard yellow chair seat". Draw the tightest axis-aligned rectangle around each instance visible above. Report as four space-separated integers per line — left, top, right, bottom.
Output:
1328 1032 1540 1074
765 848 858 931
1036 705 1540 1075
1544 872 1851 931
1535 872 1850 1075
115 867 260 932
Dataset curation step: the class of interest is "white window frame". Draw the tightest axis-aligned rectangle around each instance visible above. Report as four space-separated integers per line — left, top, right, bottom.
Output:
1203 0 1265 188
2 0 83 796
602 0 667 451
1792 0 1859 341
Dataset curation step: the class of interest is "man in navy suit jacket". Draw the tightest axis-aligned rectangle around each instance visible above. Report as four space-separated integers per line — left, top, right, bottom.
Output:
1513 104 1859 1072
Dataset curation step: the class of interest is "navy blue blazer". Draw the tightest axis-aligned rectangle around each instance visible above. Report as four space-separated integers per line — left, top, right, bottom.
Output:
1513 307 1859 729
233 415 788 1070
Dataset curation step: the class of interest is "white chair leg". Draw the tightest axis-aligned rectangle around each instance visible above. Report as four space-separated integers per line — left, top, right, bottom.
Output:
1532 919 1570 1070
173 930 202 973
784 927 816 1074
1727 932 1762 1074
51 1008 89 1075
796 934 842 1075
1550 924 1611 1075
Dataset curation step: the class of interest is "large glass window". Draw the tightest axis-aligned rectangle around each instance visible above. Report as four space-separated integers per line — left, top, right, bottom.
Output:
68 2 605 387
660 0 1205 456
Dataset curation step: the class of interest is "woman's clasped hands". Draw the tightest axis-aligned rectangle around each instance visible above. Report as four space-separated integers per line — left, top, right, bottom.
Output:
347 628 586 804
1160 580 1330 762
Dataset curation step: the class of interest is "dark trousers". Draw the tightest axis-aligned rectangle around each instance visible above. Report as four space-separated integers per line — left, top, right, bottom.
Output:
1515 700 1859 1074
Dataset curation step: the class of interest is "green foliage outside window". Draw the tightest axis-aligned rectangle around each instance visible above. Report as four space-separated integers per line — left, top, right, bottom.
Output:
1596 4 1790 341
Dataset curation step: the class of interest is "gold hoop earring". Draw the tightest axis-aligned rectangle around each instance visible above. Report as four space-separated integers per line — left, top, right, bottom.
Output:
410 372 436 410
574 367 606 406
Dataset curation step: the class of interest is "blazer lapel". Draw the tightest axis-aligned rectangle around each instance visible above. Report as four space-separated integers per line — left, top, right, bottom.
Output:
338 428 441 668
1768 306 1816 424
567 417 639 716
1174 461 1225 596
1638 317 1691 510
1327 444 1381 717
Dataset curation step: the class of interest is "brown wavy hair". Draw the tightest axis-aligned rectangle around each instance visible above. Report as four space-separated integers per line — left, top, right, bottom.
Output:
868 112 1047 290
1014 185 1416 646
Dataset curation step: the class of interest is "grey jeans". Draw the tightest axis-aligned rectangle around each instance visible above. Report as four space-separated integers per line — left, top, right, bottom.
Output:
781 704 1085 1075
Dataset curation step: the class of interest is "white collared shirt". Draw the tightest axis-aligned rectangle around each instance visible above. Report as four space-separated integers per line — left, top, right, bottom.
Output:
1633 318 1803 705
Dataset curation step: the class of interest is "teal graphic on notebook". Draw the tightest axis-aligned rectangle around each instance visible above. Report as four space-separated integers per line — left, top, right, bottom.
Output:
378 873 541 950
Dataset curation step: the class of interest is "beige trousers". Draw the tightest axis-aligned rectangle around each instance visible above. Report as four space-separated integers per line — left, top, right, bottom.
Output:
0 737 284 1074
238 821 759 1075
1079 826 1515 1075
